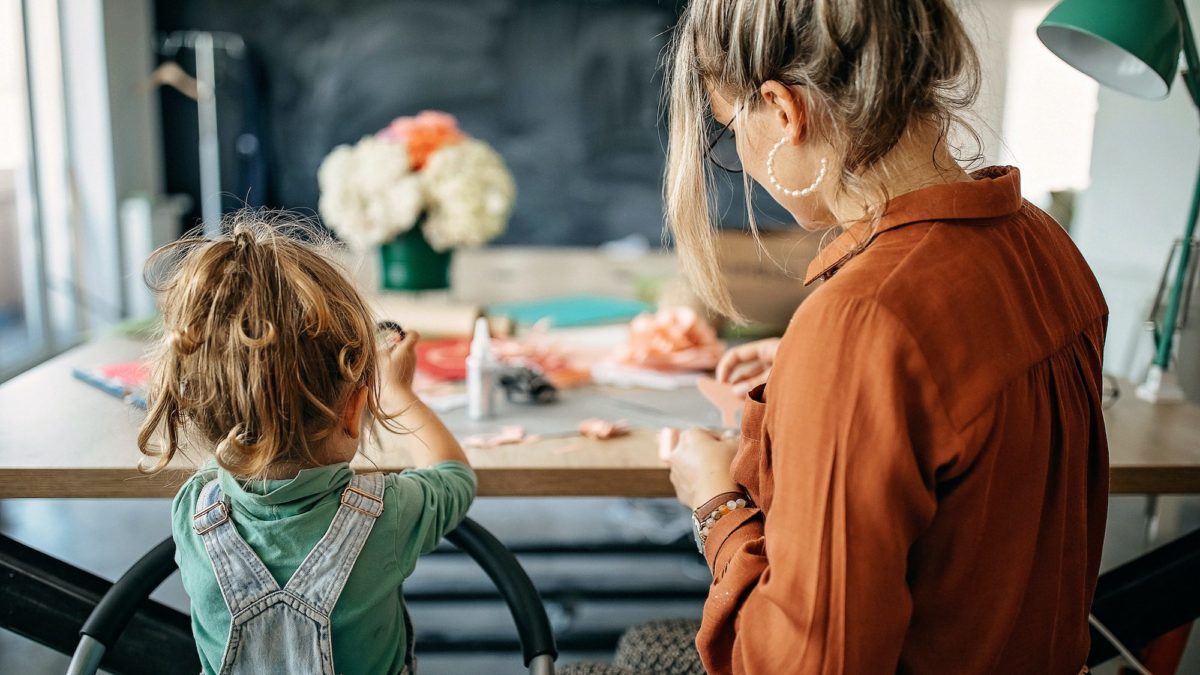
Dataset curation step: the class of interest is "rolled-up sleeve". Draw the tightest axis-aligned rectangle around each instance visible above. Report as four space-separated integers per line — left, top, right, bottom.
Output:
697 295 943 674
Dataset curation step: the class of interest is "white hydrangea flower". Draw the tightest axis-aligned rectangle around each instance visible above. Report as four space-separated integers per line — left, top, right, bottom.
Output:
317 136 424 249
420 139 515 252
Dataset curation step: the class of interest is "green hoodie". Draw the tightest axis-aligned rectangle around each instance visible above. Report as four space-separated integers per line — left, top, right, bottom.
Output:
172 460 476 674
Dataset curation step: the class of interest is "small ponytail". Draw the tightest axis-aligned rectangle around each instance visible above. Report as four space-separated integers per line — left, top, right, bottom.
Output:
137 211 396 479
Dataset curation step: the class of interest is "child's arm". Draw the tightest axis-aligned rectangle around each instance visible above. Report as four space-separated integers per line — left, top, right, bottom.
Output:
377 331 470 467
378 330 475 558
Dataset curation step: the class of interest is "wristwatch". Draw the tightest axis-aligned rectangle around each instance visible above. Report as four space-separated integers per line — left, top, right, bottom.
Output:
691 491 753 555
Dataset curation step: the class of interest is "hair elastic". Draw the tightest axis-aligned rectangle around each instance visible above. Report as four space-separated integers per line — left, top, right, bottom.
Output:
376 320 406 343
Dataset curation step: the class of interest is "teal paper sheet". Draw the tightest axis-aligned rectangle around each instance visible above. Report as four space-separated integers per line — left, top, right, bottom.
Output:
488 295 650 327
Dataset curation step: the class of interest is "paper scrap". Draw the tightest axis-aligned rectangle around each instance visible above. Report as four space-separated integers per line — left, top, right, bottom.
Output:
578 418 631 440
463 426 541 449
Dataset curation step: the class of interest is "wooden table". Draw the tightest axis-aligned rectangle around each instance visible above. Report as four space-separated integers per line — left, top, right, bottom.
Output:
0 335 684 498
2 333 1200 498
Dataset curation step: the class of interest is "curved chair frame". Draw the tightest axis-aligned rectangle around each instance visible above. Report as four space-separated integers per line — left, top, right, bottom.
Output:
66 517 557 675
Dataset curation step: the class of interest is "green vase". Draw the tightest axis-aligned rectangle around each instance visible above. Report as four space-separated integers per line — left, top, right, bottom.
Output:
378 225 452 291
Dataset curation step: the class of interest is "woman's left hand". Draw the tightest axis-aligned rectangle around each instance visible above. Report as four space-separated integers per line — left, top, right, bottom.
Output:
668 428 740 510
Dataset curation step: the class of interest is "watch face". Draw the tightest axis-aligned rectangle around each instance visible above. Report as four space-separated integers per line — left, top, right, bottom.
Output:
692 514 704 554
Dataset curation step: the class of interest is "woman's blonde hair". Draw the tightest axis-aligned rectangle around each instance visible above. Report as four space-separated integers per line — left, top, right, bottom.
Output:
137 211 391 478
665 0 981 317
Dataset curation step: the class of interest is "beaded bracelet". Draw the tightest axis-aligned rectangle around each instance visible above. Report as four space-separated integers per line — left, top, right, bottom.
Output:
692 492 753 554
693 491 745 519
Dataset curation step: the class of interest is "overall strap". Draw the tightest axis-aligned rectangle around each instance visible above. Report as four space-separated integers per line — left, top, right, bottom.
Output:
192 480 281 615
284 473 385 615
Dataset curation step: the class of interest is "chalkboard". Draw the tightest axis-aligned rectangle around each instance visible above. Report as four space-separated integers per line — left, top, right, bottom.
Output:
155 0 790 246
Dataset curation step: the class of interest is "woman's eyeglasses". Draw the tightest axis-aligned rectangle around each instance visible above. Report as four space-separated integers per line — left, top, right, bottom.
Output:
705 116 743 173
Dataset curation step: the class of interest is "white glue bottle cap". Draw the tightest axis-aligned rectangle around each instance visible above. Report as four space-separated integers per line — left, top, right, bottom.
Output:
470 317 493 363
467 317 496 420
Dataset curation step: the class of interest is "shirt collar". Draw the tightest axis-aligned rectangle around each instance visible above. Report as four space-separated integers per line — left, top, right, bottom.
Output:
218 461 354 518
804 166 1023 285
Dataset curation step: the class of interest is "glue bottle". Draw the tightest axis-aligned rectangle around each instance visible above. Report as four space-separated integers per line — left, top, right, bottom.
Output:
467 317 497 420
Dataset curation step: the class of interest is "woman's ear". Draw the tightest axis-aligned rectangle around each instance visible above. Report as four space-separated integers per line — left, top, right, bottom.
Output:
340 386 370 439
759 80 807 145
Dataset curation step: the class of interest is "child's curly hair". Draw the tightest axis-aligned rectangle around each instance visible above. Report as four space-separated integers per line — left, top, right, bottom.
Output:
138 211 390 478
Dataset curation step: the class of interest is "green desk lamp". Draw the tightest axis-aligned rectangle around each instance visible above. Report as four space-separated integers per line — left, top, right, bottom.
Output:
1039 0 1199 402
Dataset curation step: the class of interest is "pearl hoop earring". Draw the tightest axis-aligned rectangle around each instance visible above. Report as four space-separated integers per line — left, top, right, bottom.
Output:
767 137 826 198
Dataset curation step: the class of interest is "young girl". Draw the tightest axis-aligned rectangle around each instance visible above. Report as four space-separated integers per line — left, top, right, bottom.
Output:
137 215 475 674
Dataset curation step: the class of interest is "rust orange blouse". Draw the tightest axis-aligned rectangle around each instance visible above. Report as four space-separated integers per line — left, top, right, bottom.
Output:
698 167 1109 674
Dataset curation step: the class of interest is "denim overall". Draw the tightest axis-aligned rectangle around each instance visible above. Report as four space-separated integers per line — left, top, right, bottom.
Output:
192 472 411 674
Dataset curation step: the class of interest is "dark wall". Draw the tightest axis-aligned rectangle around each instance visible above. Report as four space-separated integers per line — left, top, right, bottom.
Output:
155 0 786 246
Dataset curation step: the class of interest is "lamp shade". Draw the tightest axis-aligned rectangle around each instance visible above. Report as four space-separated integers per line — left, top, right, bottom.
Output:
1037 0 1183 100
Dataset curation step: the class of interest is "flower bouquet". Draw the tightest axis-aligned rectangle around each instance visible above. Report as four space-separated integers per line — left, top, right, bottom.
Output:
317 111 515 290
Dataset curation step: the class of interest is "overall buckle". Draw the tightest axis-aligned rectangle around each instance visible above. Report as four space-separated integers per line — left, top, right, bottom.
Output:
341 485 384 518
192 501 230 535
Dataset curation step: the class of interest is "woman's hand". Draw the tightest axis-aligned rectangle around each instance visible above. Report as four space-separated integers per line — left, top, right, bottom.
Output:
377 329 421 408
668 428 740 510
715 338 781 395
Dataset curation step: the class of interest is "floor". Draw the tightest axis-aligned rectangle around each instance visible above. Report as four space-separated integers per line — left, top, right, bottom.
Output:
2 494 1198 674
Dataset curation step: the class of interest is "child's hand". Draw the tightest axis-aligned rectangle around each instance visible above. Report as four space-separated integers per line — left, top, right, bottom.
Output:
378 329 421 396
373 328 468 468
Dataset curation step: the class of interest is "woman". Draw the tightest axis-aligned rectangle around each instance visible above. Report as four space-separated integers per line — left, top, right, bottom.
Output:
662 0 1108 674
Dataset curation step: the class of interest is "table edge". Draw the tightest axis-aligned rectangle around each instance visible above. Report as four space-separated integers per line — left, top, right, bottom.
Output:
0 467 677 498
4 466 1199 498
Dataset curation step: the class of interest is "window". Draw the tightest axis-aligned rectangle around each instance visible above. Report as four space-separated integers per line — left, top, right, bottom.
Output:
0 0 83 381
999 1 1099 210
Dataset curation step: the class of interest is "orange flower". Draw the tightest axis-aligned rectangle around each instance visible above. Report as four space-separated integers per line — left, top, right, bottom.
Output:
379 110 467 170
616 307 725 372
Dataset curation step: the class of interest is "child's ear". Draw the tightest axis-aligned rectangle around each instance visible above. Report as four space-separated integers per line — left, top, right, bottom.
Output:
340 386 370 439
